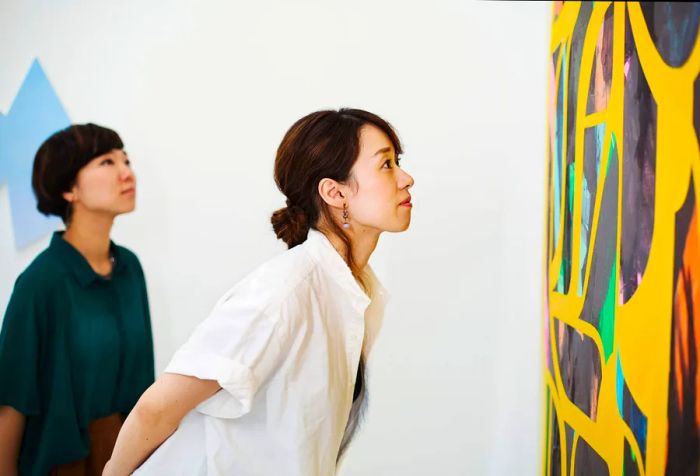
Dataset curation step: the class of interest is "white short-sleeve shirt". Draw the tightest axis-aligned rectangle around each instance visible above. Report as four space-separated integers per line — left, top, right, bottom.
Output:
133 229 389 476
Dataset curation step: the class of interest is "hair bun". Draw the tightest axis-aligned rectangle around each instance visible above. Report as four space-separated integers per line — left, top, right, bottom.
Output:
271 204 309 248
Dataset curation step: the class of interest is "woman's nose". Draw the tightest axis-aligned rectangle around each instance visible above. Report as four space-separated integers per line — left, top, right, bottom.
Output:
399 169 415 189
120 163 135 181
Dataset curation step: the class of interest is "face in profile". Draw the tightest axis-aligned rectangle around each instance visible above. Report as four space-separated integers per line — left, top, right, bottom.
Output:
346 124 414 233
64 149 137 219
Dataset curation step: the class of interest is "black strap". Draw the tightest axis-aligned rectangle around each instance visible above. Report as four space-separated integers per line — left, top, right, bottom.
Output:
353 358 364 402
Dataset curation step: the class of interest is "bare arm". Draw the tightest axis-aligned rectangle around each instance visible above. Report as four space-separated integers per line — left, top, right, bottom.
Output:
0 405 25 476
103 373 221 476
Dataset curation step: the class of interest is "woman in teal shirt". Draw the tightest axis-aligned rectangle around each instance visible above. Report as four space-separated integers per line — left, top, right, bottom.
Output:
0 124 154 476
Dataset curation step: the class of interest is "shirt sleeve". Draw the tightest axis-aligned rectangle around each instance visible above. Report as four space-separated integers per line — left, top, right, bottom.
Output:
0 274 44 416
165 287 290 419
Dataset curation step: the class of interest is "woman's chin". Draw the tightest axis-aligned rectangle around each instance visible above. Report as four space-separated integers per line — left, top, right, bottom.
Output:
114 205 136 216
387 219 411 233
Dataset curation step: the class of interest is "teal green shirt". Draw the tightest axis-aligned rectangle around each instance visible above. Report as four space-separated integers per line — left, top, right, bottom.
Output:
0 232 154 475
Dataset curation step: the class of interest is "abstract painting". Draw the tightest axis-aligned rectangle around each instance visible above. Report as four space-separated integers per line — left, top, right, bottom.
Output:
543 2 700 475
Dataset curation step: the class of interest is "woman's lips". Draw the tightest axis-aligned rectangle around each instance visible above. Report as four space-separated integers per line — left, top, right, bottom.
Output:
400 197 412 207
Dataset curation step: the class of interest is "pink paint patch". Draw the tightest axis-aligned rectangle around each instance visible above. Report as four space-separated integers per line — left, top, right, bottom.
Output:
590 373 600 420
624 58 631 78
544 322 551 368
619 269 625 305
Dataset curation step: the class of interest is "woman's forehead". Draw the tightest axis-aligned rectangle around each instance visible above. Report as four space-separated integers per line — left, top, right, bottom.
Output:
359 125 394 156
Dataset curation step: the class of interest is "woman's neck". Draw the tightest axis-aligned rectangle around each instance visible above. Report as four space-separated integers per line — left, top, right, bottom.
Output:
62 212 115 275
322 225 380 270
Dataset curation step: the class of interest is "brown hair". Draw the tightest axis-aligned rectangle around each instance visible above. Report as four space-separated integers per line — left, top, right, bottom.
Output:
271 108 402 284
32 123 124 224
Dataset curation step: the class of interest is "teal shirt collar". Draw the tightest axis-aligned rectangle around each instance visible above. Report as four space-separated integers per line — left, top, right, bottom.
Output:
49 231 125 287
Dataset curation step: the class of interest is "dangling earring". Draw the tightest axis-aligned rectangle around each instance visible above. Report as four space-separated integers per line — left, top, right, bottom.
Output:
342 202 350 229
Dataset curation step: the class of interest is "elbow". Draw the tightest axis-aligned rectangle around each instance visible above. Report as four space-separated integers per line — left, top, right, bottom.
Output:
131 388 177 434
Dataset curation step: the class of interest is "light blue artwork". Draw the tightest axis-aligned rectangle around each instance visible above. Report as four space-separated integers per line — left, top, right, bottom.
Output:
0 59 70 249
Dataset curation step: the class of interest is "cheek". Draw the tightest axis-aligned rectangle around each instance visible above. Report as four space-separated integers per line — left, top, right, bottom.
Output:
356 177 396 215
77 171 115 202
373 175 398 203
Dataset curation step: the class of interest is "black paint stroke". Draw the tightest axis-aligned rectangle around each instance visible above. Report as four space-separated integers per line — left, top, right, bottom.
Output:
618 358 649 465
620 10 657 304
580 138 619 330
554 317 603 420
561 2 594 294
579 125 605 295
574 434 610 476
550 398 562 476
623 438 641 476
565 424 575 474
587 5 614 114
553 46 566 269
640 2 700 68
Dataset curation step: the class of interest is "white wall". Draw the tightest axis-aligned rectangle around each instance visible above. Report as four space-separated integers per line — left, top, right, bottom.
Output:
0 1 549 474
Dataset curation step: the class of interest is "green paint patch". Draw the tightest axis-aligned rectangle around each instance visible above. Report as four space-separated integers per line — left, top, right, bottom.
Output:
598 256 616 361
568 163 575 213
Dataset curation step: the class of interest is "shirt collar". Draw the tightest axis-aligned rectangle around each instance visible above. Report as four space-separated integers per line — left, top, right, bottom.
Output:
304 229 388 312
49 231 124 287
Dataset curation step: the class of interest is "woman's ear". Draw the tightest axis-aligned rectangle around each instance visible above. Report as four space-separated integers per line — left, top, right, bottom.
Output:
62 185 77 204
318 178 346 209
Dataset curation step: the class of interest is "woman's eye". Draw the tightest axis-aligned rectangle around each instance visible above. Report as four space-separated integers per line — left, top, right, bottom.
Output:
100 158 115 166
125 159 131 167
383 157 401 169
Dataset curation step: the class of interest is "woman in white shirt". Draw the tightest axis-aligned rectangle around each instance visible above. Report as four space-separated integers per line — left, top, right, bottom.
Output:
104 108 414 476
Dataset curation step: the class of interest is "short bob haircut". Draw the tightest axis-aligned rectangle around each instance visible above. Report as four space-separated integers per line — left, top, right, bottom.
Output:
32 123 124 224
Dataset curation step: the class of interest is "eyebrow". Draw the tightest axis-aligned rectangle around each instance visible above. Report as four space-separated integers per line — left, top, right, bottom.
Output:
372 146 393 158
